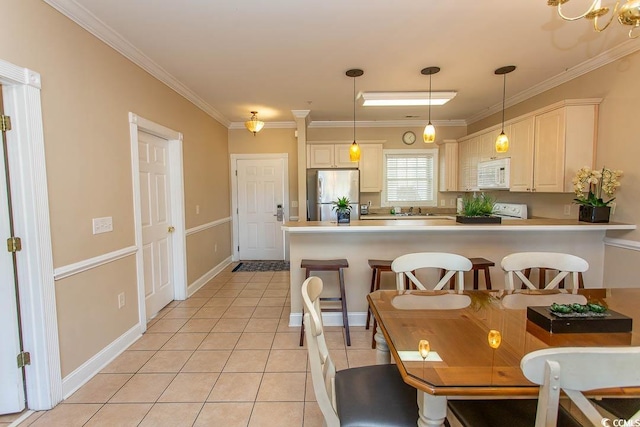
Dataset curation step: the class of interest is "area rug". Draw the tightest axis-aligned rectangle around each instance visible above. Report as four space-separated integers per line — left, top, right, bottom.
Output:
232 260 290 272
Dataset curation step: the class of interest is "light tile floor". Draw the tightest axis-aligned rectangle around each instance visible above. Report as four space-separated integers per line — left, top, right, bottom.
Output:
6 266 378 427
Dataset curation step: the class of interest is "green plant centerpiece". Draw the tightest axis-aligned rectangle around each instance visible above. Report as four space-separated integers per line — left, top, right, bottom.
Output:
572 166 623 223
456 193 501 224
332 196 352 224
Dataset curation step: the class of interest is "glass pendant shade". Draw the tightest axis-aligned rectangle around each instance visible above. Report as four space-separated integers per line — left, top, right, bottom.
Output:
349 141 361 162
495 131 509 153
423 122 436 143
245 111 264 135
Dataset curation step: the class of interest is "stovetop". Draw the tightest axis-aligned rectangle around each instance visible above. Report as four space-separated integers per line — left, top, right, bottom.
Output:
492 203 528 219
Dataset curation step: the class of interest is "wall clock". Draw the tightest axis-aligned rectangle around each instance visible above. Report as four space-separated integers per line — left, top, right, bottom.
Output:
402 131 416 145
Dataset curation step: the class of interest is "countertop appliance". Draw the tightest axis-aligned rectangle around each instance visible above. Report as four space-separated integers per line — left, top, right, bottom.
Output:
478 158 510 190
492 203 528 219
360 204 369 215
307 169 360 221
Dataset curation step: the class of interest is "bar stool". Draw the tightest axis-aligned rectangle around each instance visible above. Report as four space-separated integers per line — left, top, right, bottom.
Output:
299 259 350 347
441 257 495 290
367 259 413 349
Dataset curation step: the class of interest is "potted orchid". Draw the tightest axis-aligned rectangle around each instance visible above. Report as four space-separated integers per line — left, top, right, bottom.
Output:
572 166 623 223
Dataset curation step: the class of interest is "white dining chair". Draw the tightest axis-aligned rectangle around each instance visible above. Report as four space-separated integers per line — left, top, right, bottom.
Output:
391 252 473 291
302 276 418 427
501 252 589 291
448 346 640 427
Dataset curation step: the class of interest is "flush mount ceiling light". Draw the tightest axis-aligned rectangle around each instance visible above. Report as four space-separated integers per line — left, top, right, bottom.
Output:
244 111 264 135
495 65 516 153
421 66 440 144
548 0 640 38
360 91 457 106
346 68 364 162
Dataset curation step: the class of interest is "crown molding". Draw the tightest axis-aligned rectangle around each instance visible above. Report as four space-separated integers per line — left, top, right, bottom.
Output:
308 119 467 128
291 110 311 118
43 0 230 127
466 38 640 124
229 121 297 130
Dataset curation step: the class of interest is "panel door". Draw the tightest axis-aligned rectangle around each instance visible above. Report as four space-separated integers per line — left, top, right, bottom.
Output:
534 108 566 193
237 158 285 260
139 131 174 319
509 117 535 192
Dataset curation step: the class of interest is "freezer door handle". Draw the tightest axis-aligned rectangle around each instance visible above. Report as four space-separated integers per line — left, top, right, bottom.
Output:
317 176 323 202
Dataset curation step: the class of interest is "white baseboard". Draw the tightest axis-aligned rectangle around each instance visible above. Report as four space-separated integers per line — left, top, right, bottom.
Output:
187 256 232 297
289 311 367 327
62 323 143 398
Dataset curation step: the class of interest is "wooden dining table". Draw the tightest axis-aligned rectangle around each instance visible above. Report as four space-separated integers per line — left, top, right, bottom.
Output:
367 288 640 427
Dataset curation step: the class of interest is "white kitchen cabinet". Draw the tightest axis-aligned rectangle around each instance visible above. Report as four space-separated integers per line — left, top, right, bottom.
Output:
509 102 597 193
508 116 535 192
479 126 510 161
438 140 458 192
308 144 357 168
359 144 383 192
458 137 479 191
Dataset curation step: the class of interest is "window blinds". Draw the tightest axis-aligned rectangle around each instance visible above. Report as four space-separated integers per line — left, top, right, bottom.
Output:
385 153 435 203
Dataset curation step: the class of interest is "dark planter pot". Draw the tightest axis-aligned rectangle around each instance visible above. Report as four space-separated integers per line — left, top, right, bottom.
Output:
336 211 351 224
455 215 502 224
578 205 610 223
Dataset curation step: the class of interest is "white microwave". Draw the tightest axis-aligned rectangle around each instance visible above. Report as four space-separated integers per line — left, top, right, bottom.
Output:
477 158 510 190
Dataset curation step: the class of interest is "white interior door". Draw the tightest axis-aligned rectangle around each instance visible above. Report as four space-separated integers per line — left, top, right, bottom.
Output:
237 158 285 260
0 108 26 414
139 131 174 319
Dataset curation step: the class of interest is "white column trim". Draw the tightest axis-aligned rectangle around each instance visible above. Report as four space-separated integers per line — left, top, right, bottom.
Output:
604 237 640 252
53 246 138 280
186 217 231 236
0 59 61 409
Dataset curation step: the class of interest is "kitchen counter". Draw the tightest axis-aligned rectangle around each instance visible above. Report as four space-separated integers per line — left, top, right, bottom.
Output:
283 219 635 328
359 213 455 220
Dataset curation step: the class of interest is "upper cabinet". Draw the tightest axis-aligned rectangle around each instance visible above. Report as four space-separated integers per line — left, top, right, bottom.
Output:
438 140 458 192
308 144 355 168
458 137 479 191
359 144 383 192
510 102 598 193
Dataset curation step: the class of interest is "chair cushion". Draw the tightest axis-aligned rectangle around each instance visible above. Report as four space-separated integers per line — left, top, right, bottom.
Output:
595 398 640 420
335 364 418 427
447 399 582 427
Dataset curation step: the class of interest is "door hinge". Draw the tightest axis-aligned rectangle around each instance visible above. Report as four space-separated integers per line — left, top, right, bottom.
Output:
237 245 240 251
7 236 22 253
0 115 11 132
17 351 31 368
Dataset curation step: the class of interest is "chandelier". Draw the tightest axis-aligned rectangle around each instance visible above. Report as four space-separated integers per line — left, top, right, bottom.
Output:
548 0 640 38
245 111 264 135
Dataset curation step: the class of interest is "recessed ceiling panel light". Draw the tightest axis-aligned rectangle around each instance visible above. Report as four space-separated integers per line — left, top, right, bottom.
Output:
360 91 457 106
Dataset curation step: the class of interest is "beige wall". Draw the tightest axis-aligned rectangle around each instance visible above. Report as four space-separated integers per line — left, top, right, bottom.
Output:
1 0 230 376
228 127 299 216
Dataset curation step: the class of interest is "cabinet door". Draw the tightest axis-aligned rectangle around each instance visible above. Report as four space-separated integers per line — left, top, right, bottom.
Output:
534 108 566 193
467 138 480 191
458 140 471 191
335 144 357 168
309 145 335 168
439 141 458 192
360 144 382 192
509 117 535 192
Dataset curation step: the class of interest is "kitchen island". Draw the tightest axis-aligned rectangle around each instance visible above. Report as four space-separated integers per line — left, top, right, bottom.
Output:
282 218 635 327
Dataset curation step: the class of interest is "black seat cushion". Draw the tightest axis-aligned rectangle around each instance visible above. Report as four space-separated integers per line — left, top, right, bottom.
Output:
448 399 582 427
335 364 418 427
595 398 640 420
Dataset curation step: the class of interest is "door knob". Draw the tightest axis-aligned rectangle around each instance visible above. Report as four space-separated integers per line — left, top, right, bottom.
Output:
168 226 175 233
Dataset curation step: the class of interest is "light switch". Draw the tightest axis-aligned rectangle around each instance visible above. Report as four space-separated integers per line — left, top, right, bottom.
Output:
291 201 298 208
92 217 113 234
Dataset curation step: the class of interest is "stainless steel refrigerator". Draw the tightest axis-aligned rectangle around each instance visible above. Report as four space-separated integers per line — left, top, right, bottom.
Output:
307 169 360 221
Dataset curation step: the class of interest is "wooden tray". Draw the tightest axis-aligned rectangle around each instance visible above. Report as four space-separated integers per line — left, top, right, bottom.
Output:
526 306 632 334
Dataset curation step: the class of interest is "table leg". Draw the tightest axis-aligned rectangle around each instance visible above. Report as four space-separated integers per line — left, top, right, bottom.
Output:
373 330 390 365
417 390 447 427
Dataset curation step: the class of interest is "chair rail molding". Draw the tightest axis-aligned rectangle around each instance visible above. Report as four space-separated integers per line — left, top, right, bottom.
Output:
604 237 640 252
53 246 138 281
186 217 231 236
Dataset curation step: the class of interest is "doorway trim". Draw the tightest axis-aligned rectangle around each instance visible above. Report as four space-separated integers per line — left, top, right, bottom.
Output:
129 113 187 328
0 59 60 409
230 153 289 261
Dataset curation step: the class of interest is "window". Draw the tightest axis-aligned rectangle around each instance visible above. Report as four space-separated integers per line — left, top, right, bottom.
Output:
382 149 438 207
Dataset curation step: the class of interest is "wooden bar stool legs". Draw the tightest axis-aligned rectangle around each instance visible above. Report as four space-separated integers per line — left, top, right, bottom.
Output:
299 259 350 347
441 257 495 290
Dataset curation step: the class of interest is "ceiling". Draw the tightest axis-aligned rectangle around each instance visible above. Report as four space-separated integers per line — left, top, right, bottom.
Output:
45 0 640 128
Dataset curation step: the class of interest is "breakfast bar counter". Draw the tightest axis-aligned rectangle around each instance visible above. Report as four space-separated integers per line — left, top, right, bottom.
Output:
282 219 635 327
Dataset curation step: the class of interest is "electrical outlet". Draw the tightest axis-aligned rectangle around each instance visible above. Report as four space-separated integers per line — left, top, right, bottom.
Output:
92 217 113 234
196 205 200 214
610 202 616 216
118 292 125 309
291 201 298 208
440 199 446 207
563 204 571 216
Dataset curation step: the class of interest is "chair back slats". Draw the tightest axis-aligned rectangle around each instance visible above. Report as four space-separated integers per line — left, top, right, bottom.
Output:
521 347 640 427
392 252 472 291
302 277 340 427
502 252 589 290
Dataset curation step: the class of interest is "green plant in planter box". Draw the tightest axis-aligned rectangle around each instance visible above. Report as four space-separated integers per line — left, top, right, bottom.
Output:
332 196 351 214
460 193 495 217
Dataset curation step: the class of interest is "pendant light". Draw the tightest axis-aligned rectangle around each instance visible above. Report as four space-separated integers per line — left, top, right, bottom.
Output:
421 66 440 143
494 66 516 153
245 111 264 136
346 69 363 162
